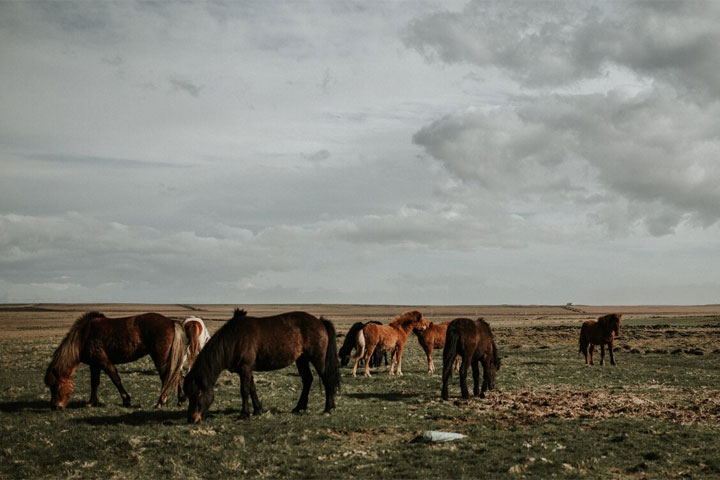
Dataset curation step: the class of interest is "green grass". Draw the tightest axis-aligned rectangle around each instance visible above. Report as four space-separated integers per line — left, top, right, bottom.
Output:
2 319 720 479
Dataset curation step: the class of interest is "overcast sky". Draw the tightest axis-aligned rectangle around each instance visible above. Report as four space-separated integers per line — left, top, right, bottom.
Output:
1 1 719 305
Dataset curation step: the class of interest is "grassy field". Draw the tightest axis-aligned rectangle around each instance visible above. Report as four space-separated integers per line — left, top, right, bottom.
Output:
1 304 719 479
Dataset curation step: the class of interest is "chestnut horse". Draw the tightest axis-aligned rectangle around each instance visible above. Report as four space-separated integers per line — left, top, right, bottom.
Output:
183 309 340 423
441 317 501 400
413 320 453 374
182 316 211 372
44 312 186 409
339 321 387 368
579 313 622 366
351 310 426 377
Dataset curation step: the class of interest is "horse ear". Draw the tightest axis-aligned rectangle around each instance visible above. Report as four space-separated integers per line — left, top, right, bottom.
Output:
233 309 247 319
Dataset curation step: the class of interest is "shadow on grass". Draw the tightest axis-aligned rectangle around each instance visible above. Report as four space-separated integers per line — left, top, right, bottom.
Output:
72 408 186 426
345 392 421 401
0 399 91 412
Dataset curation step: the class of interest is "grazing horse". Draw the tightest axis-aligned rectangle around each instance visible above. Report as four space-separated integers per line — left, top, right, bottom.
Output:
579 313 622 366
182 316 211 372
339 321 388 368
44 312 186 410
413 320 455 374
441 317 501 400
183 309 340 424
351 310 426 377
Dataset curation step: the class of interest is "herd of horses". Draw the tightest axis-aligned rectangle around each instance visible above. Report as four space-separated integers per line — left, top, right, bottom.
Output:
44 309 621 423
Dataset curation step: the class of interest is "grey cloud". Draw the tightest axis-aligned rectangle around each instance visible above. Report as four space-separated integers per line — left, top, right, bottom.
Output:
168 75 203 97
414 87 720 235
404 1 720 96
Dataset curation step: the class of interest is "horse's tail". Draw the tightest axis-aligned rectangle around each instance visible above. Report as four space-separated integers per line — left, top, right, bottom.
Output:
185 320 203 369
45 312 100 386
322 319 341 395
159 321 187 401
442 326 460 380
339 321 365 366
579 323 586 354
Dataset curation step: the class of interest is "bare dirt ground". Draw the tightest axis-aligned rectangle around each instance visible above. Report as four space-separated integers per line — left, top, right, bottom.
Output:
2 302 720 339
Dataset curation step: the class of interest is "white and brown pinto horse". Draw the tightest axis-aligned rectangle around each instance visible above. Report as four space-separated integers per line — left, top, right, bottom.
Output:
351 310 426 377
182 316 210 372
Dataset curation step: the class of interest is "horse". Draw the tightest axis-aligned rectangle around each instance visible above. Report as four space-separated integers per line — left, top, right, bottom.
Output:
44 312 186 410
339 321 388 368
351 310 426 377
183 309 340 424
413 320 455 374
579 313 622 366
441 317 501 400
182 316 211 372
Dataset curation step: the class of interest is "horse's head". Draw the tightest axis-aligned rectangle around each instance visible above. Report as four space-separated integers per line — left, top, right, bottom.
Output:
183 372 214 424
406 310 426 329
599 313 622 336
44 366 74 410
414 321 431 334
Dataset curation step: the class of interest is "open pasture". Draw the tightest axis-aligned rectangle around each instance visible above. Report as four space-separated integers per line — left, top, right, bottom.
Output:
1 304 720 478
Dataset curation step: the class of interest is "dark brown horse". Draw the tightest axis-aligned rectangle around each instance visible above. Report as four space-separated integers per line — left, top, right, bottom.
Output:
44 312 186 409
579 313 622 366
441 317 501 400
351 310 426 377
413 320 453 374
339 321 387 368
183 309 340 423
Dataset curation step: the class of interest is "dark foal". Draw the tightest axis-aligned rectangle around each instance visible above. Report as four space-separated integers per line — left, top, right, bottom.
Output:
441 317 501 400
579 313 622 366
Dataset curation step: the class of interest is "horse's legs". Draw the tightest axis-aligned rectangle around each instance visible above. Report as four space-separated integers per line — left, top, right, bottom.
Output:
581 337 590 365
388 348 396 375
308 354 336 413
459 357 470 399
364 344 377 377
395 345 405 376
471 361 481 397
150 355 172 408
608 341 616 366
87 364 101 407
293 356 313 414
589 345 595 365
99 359 131 407
249 375 262 415
351 342 365 377
238 369 253 419
600 344 606 366
441 360 452 401
426 346 434 375
176 374 186 406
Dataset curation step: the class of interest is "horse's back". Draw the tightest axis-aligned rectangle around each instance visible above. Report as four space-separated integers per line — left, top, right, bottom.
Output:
84 313 174 363
239 312 329 371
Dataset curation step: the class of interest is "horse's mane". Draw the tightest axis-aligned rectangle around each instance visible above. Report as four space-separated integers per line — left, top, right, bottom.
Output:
45 312 104 385
389 310 422 328
187 309 247 390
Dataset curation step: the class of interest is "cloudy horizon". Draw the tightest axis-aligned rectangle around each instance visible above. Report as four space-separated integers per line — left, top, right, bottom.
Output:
1 1 719 305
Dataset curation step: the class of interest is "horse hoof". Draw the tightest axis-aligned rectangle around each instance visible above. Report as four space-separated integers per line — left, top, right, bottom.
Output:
239 413 250 420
